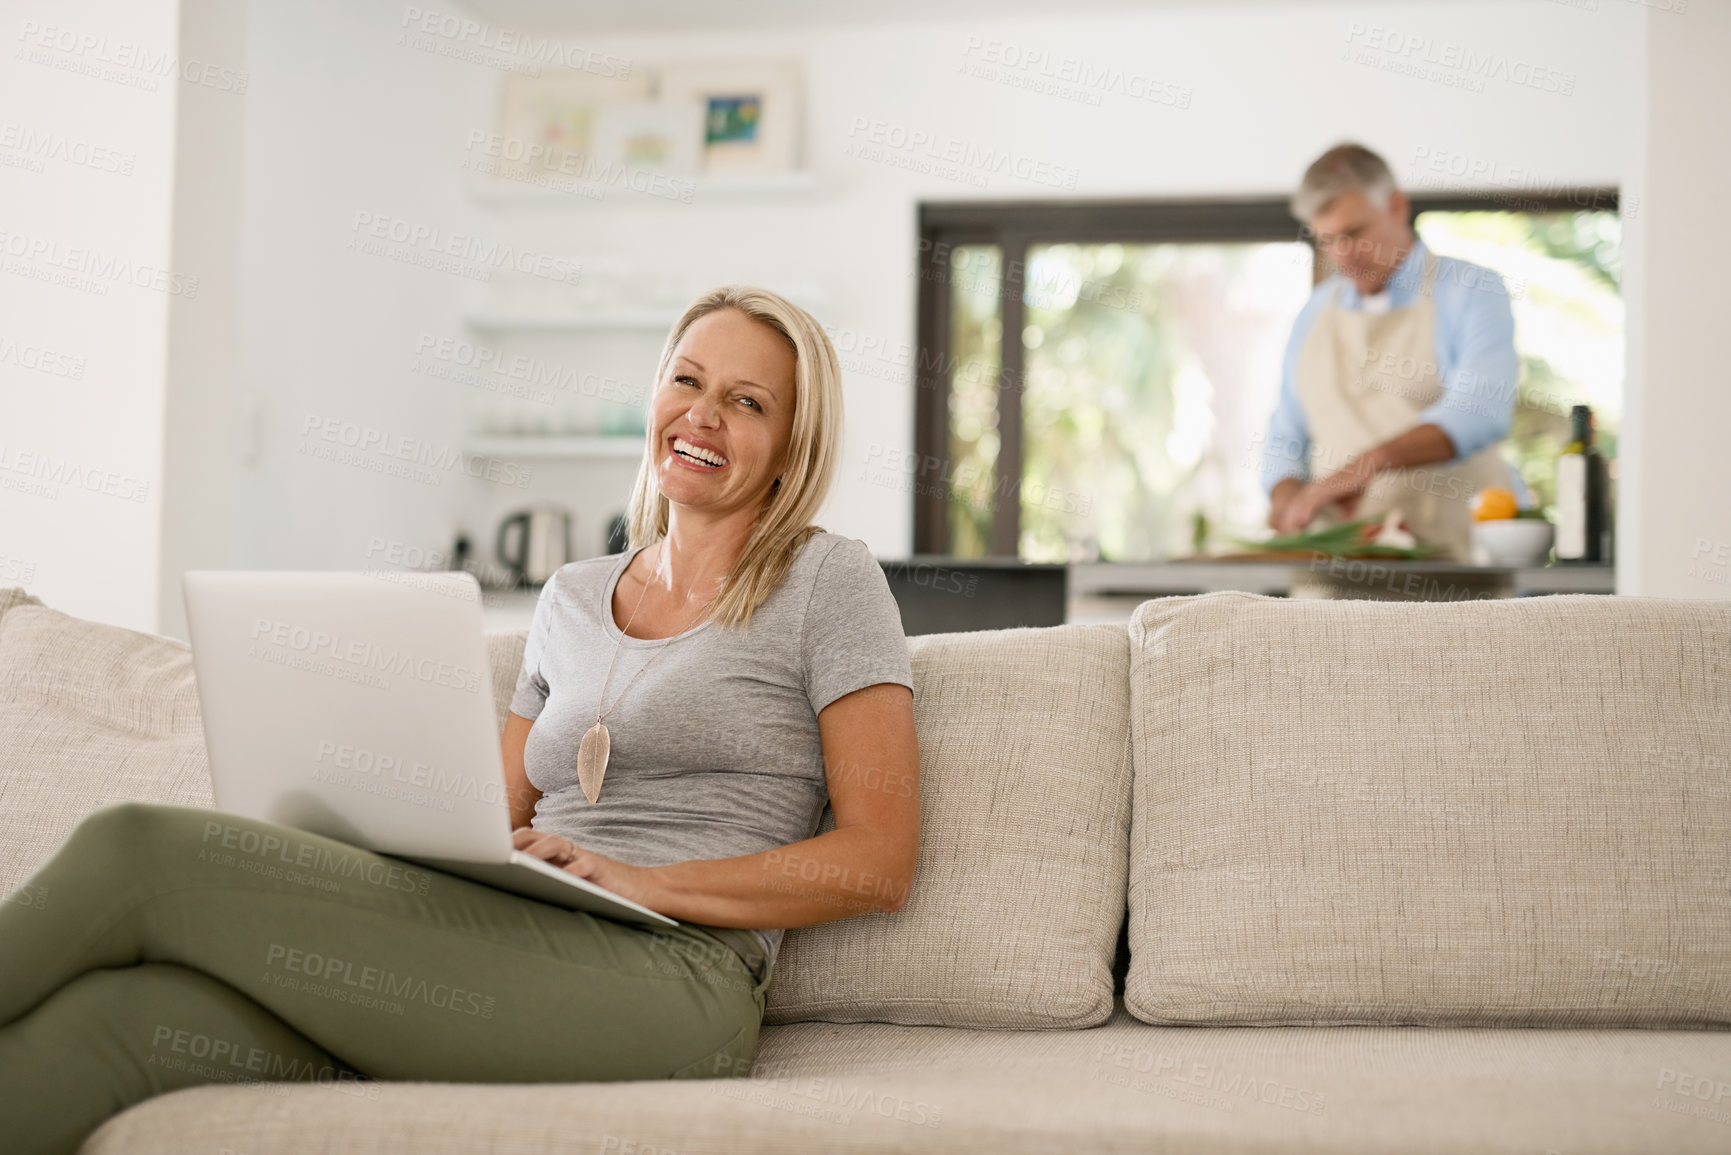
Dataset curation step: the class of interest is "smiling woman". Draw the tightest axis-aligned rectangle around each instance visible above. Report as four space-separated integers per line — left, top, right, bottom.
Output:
503 282 921 1053
0 286 919 1155
504 285 917 946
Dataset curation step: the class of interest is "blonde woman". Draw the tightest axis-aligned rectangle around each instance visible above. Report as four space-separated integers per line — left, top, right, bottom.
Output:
0 287 921 1155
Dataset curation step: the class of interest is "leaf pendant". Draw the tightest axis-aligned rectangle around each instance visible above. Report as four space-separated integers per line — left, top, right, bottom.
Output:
577 721 610 804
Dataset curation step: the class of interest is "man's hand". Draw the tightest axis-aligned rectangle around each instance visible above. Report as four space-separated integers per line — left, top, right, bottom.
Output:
1267 478 1305 533
513 826 660 906
1277 457 1378 535
1270 424 1461 535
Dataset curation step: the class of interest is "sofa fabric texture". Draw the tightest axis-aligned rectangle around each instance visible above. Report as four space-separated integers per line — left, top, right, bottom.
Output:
1124 591 1731 1028
0 598 215 897
81 1003 1731 1154
761 624 1133 1029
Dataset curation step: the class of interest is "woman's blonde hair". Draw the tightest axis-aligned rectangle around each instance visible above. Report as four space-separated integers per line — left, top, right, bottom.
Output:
621 285 843 630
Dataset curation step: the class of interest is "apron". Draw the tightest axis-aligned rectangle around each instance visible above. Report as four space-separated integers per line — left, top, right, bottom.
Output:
1294 256 1512 562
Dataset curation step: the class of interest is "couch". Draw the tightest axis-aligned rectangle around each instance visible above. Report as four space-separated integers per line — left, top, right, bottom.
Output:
2 582 1729 1154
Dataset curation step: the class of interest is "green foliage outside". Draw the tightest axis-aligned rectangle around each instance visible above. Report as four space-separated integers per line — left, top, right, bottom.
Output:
943 211 1622 561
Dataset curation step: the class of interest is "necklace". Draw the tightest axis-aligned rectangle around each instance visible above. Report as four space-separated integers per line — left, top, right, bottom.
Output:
577 541 711 805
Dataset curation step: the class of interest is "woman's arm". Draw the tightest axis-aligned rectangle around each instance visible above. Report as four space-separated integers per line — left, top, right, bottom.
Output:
514 682 920 928
500 711 543 831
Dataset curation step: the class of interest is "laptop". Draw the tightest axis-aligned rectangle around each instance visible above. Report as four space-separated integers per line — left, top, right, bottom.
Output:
181 570 677 931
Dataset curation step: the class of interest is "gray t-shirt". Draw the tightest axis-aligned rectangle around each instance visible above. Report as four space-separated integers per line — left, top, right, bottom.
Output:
509 531 914 969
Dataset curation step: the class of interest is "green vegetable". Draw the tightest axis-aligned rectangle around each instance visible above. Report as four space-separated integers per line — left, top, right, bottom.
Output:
1233 517 1445 559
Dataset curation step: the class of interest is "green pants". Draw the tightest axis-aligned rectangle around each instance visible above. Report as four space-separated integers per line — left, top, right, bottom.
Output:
0 802 772 1155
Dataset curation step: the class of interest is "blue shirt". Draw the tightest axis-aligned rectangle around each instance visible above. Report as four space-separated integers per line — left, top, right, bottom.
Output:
1259 240 1527 501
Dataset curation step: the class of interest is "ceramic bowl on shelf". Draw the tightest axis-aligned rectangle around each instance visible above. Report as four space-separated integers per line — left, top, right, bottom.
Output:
1472 518 1555 567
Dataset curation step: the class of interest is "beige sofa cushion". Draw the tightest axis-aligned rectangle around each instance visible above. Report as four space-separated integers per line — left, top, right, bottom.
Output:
484 630 527 736
0 585 41 619
0 602 214 896
763 625 1132 1029
86 1001 1731 1154
1125 592 1731 1027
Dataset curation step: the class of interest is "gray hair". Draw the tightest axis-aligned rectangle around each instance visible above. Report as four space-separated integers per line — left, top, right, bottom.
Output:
1291 143 1397 221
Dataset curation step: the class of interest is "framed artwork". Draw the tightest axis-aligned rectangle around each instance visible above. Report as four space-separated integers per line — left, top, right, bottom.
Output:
496 72 651 179
656 60 802 174
592 99 704 175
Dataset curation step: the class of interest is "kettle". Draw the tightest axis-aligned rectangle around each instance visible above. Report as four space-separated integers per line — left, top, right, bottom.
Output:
497 505 572 587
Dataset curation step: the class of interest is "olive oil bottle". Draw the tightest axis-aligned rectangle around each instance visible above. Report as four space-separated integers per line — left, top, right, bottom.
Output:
1555 405 1609 563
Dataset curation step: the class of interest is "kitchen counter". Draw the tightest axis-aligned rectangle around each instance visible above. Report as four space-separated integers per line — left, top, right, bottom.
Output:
473 558 1616 633
1068 558 1615 597
1066 557 1613 623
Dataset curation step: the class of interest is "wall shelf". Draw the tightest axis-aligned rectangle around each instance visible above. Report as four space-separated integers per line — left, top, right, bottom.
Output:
465 435 645 460
463 310 679 333
466 170 821 208
464 285 830 333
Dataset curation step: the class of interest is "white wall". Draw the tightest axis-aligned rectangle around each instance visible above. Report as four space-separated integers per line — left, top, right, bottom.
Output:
8 0 1674 628
229 0 496 586
0 0 184 630
1621 0 1730 598
157 0 248 638
227 0 1640 579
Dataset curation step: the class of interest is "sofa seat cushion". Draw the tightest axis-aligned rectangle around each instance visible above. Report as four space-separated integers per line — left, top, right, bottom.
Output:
1125 592 1731 1028
86 1000 1731 1154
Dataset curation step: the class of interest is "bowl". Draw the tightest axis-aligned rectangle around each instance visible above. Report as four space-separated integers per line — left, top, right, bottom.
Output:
1472 518 1555 567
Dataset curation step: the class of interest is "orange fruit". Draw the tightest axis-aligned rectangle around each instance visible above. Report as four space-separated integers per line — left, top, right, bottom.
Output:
1473 487 1519 521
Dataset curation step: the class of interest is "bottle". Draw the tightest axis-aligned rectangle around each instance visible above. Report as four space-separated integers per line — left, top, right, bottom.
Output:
1555 405 1608 562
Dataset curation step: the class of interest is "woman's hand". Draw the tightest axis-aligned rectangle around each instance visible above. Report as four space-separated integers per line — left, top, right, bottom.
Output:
512 826 660 907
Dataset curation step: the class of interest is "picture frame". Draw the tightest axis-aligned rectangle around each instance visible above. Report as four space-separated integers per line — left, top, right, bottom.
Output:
592 99 705 175
495 71 651 181
655 60 802 175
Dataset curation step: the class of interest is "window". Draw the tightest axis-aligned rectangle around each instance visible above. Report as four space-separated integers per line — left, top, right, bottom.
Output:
914 195 1622 561
1412 209 1622 513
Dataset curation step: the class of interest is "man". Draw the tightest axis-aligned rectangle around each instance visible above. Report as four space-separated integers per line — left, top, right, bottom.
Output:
1260 143 1526 561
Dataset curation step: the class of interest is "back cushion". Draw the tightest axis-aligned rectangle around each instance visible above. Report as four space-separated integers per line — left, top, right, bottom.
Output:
764 624 1132 1028
0 604 214 896
0 586 41 620
486 630 528 734
1125 592 1731 1027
